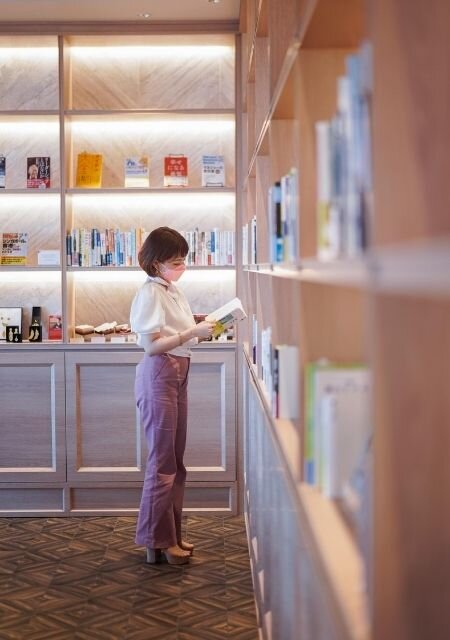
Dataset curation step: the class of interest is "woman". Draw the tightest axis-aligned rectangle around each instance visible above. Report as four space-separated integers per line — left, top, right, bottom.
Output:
130 227 214 565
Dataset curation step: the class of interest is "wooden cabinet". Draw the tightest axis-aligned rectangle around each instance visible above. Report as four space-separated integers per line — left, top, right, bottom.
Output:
0 345 236 515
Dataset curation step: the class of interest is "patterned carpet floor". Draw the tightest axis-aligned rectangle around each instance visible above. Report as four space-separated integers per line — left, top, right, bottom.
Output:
0 515 258 640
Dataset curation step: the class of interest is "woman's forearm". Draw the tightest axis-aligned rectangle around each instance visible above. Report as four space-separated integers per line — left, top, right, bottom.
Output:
141 327 195 356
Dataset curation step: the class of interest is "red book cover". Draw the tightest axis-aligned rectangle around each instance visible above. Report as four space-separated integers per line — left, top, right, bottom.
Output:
164 155 188 187
27 156 51 189
48 314 62 340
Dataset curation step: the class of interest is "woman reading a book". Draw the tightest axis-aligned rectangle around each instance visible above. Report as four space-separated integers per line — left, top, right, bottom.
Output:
130 227 214 565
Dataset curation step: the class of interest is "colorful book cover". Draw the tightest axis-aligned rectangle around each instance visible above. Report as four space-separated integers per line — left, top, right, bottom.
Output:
0 232 28 265
48 314 63 341
0 156 5 189
75 152 103 188
201 155 225 187
164 155 188 187
124 156 149 188
27 156 50 189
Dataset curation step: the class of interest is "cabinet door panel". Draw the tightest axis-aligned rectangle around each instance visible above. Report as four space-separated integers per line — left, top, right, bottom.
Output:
65 351 143 481
185 349 236 481
0 351 65 481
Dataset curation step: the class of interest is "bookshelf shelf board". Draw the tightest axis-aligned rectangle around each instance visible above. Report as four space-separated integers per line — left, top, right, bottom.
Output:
245 260 368 287
65 110 235 120
298 484 370 640
243 345 369 640
66 187 236 195
0 189 61 195
0 341 236 351
371 240 450 297
0 266 61 272
67 265 235 272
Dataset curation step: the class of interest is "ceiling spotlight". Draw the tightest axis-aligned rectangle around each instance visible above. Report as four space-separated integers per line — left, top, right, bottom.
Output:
137 12 152 18
208 0 221 3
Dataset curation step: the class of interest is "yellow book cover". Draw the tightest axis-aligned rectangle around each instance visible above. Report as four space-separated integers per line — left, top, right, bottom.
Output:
75 152 103 188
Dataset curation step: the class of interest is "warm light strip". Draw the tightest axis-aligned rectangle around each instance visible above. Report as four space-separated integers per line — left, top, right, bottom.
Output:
70 119 234 135
70 46 233 59
0 47 57 59
0 270 61 283
72 269 235 283
0 120 59 133
0 195 59 208
70 193 235 208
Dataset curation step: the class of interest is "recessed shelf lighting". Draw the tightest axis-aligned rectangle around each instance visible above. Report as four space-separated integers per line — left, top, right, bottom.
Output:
137 12 152 19
209 0 221 4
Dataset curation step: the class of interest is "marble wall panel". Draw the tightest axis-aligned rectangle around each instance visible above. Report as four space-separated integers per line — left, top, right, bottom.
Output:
0 195 60 264
0 48 59 111
70 49 234 110
70 118 235 189
73 272 235 327
70 192 235 233
0 118 60 188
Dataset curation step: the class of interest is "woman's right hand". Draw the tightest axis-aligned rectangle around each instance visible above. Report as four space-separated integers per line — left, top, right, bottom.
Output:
192 320 215 339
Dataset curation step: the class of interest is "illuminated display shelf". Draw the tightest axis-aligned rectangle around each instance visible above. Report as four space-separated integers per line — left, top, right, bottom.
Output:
0 33 236 344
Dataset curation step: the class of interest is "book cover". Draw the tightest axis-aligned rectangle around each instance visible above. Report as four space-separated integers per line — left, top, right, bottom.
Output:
48 314 62 341
164 155 188 187
276 345 300 420
0 232 28 265
206 297 247 337
27 156 50 189
75 152 103 188
0 155 5 189
124 156 149 188
304 362 370 488
201 155 225 187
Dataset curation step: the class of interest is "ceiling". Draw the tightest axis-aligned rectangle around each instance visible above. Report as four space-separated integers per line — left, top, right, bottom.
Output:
0 0 241 23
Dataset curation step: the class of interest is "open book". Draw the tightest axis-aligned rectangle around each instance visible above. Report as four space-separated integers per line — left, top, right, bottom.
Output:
206 297 247 337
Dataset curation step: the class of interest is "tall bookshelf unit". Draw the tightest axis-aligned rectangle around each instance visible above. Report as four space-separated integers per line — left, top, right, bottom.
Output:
0 27 239 515
239 1 450 639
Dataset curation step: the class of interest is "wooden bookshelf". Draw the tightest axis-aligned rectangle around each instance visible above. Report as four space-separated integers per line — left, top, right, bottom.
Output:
239 0 450 638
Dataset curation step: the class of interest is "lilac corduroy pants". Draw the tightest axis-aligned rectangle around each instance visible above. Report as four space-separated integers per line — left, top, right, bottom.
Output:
134 353 190 548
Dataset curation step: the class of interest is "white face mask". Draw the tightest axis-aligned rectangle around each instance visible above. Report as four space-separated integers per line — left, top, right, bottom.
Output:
160 262 186 282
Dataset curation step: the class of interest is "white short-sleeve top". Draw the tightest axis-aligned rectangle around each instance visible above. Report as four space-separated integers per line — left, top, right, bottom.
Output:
130 276 197 357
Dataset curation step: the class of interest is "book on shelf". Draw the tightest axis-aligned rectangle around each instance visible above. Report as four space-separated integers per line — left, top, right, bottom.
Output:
75 152 103 188
242 224 249 266
304 361 371 497
164 154 188 187
66 228 147 267
201 155 225 187
206 297 247 338
27 156 50 189
316 43 373 261
268 169 299 264
260 329 299 421
48 314 62 341
250 216 257 264
182 229 235 266
0 232 28 265
0 155 5 189
124 156 149 188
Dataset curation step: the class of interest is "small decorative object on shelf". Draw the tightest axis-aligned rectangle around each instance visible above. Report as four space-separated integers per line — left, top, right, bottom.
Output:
75 324 94 336
124 156 149 188
6 326 22 343
0 307 22 340
164 154 188 187
48 314 62 341
202 155 225 187
0 155 5 189
27 156 50 189
94 321 117 334
0 232 28 266
75 151 103 188
28 306 42 342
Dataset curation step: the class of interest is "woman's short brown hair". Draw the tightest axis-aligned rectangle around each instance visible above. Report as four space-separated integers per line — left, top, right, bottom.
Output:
138 227 189 276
